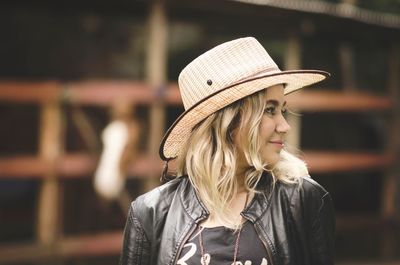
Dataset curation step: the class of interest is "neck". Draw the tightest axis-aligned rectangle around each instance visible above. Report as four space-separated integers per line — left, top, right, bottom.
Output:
201 190 251 228
235 165 249 192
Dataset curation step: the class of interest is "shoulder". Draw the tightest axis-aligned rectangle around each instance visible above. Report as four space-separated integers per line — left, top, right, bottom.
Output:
130 176 188 223
299 176 329 198
277 175 331 212
298 176 330 203
293 176 333 222
272 176 334 230
123 176 189 243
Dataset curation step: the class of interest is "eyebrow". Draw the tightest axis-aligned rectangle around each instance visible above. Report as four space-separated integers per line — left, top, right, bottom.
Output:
266 100 287 107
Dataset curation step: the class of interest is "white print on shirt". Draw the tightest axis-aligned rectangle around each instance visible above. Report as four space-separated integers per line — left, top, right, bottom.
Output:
177 243 197 265
232 258 268 265
177 242 268 265
177 225 267 265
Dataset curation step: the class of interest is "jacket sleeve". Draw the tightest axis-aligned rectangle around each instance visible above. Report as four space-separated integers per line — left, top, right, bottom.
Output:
119 203 151 265
310 192 336 265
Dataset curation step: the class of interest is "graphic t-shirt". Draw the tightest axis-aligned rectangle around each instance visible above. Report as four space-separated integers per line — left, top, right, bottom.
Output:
177 221 268 265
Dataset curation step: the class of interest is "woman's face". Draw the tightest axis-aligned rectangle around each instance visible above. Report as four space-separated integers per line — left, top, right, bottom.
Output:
235 84 290 168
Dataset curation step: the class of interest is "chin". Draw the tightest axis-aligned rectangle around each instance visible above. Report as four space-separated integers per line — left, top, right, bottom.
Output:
264 156 280 168
262 149 283 168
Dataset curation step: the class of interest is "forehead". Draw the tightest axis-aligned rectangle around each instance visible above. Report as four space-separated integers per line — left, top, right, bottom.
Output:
264 84 285 101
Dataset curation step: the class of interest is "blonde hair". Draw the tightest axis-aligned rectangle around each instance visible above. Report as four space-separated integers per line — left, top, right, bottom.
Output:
176 90 308 229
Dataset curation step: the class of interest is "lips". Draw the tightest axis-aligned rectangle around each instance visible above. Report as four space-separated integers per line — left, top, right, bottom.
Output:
268 140 284 147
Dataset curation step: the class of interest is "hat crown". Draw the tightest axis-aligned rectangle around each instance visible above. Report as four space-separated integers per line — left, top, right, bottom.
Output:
178 37 280 110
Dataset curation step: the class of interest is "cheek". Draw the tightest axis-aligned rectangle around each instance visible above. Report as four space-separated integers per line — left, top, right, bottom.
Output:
260 118 280 165
259 118 275 140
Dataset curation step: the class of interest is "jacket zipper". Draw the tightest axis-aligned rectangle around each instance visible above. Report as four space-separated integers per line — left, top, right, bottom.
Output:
253 222 275 265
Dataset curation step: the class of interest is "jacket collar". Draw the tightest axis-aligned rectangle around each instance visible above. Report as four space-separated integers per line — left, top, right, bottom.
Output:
179 176 209 223
242 172 275 222
178 171 274 223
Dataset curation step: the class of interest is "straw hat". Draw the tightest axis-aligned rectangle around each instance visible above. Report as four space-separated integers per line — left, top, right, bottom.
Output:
159 37 329 161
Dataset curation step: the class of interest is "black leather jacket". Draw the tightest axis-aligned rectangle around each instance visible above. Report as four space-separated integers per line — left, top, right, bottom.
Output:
119 173 335 265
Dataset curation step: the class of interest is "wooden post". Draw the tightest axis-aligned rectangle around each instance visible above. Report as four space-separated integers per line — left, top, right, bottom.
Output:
285 35 302 151
339 42 356 91
340 1 357 91
145 0 168 190
36 101 64 245
380 43 399 259
383 44 399 218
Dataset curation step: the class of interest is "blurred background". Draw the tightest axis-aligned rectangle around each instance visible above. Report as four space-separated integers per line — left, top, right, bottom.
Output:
0 0 399 264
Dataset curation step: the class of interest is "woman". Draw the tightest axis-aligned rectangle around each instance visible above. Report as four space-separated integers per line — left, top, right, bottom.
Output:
120 37 335 265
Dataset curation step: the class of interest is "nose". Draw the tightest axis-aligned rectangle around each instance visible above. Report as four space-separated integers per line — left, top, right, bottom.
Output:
276 115 291 133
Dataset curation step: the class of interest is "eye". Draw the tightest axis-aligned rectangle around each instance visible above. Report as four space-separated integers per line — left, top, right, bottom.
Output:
264 105 276 115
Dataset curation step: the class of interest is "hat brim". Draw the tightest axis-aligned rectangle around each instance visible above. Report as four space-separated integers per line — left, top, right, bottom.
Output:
159 69 329 161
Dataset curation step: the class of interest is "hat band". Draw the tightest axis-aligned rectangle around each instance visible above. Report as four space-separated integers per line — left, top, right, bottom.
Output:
182 67 282 111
